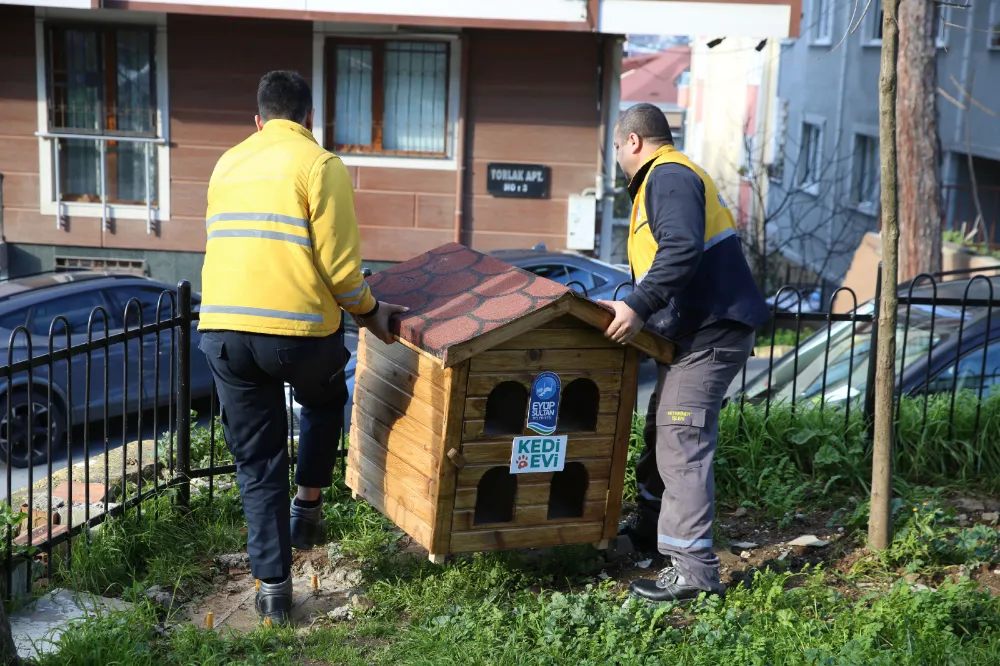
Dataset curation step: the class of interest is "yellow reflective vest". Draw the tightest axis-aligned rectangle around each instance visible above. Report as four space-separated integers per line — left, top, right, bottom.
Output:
627 144 737 285
199 119 376 337
623 144 771 340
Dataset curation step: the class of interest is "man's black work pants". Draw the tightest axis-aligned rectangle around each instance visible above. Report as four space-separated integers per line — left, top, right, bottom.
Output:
198 329 349 581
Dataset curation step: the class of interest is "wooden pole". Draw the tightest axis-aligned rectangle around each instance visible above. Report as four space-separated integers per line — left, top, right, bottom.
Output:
869 0 901 551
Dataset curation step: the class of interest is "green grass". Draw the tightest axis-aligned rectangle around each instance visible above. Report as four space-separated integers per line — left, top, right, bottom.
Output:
618 391 1000 521
53 485 246 601
23 396 1000 664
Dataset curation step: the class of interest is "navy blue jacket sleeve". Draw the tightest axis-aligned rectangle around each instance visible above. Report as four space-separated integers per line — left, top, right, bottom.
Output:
623 163 706 322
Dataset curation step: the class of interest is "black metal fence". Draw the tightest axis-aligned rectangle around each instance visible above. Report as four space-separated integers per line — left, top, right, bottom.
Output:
2 264 1000 600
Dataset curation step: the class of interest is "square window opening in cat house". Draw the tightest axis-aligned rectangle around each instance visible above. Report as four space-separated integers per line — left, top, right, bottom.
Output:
346 243 674 564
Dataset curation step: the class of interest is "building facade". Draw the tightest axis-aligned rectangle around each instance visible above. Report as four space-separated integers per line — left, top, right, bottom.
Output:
0 0 798 290
684 36 782 233
767 0 1000 288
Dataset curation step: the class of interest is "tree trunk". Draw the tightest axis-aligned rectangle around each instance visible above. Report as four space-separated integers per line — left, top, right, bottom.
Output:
896 0 942 282
869 0 901 552
0 600 20 666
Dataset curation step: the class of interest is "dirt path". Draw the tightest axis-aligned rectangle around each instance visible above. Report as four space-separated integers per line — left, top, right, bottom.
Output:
185 549 360 634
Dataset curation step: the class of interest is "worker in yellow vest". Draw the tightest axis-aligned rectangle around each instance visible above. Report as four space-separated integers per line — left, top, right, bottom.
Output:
197 71 406 625
599 103 770 604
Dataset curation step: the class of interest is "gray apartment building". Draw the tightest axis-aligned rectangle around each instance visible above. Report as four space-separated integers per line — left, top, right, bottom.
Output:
766 0 1000 288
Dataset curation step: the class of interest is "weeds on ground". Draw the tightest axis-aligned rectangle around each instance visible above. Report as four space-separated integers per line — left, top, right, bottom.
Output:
26 394 1000 664
621 392 1000 519
53 486 246 601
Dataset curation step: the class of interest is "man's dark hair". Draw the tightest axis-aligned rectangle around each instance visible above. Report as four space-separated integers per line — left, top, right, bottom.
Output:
615 103 674 146
257 70 313 124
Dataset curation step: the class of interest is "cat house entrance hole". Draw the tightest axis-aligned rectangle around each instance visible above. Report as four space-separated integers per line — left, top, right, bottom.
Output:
547 462 589 520
559 378 600 432
474 467 517 525
483 381 529 436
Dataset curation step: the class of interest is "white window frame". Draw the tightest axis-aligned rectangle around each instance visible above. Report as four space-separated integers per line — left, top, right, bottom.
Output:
797 115 825 197
864 0 884 47
811 0 833 46
936 5 950 49
989 1 1000 52
34 8 171 225
767 97 788 184
849 129 880 216
312 22 461 171
865 1 948 48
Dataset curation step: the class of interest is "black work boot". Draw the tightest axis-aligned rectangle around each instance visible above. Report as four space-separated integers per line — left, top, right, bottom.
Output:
629 565 726 604
617 505 658 552
290 500 326 550
255 575 293 626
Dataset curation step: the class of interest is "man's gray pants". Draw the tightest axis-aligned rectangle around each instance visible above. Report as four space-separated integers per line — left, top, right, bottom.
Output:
635 333 754 591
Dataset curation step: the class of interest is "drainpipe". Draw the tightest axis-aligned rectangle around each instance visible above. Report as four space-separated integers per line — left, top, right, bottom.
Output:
947 3 976 229
598 37 623 263
453 34 470 245
829 0 852 250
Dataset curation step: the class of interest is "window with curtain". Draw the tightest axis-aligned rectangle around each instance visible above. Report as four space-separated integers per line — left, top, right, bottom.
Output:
325 39 449 157
46 24 158 205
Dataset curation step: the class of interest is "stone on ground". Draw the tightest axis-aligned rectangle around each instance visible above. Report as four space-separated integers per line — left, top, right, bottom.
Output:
9 589 133 660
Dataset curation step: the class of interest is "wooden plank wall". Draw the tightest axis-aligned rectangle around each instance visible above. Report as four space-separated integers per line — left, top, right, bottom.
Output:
0 12 602 263
166 15 311 254
347 331 451 551
449 315 627 553
0 5 93 249
461 30 601 253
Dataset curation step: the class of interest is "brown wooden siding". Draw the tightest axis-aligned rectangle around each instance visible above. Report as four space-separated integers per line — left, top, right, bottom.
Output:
1 12 601 262
161 15 312 253
0 5 103 248
463 30 601 253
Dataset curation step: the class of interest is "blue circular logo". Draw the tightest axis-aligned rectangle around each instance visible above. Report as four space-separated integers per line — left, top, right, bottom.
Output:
534 376 558 400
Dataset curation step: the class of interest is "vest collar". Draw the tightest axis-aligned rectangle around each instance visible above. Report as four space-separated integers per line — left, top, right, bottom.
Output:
261 119 318 144
627 144 677 200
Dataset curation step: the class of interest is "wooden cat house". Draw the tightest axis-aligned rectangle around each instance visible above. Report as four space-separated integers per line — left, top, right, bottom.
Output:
346 243 675 563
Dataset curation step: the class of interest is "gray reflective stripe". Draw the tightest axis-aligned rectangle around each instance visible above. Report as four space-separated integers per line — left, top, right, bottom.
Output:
635 270 648 286
658 534 713 549
338 291 369 308
199 305 323 323
206 212 309 230
207 229 311 248
704 226 737 251
334 284 366 301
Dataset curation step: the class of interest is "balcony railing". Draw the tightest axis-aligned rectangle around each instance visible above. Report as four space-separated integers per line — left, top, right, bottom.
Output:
35 132 166 235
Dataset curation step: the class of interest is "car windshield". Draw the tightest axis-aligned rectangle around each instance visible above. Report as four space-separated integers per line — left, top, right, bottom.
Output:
744 301 975 405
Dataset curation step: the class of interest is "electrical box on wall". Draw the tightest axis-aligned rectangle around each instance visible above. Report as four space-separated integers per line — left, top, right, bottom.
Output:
566 194 596 251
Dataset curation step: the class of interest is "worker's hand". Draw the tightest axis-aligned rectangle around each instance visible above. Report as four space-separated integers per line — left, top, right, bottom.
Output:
597 299 643 345
359 301 409 345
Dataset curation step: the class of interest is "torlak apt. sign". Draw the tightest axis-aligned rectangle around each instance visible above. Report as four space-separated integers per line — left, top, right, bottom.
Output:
486 163 551 198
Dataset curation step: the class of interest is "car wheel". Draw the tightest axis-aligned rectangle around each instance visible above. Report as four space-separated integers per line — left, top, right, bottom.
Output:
0 388 66 469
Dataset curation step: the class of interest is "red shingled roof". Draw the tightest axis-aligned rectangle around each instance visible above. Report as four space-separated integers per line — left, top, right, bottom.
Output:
365 243 675 368
620 46 691 106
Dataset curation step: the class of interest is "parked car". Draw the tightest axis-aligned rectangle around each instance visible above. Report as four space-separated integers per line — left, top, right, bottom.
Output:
739 275 1000 406
0 271 216 468
487 244 634 301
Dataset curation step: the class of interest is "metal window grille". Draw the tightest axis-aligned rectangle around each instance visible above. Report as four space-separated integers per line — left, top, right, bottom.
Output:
326 39 450 157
